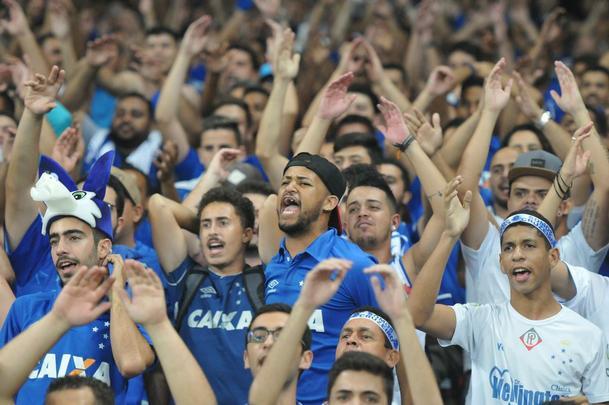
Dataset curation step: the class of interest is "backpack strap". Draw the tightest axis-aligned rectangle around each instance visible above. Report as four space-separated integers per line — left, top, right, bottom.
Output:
242 264 266 312
175 264 209 331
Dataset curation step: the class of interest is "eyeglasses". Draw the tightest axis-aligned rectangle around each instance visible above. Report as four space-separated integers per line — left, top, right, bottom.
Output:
247 327 283 344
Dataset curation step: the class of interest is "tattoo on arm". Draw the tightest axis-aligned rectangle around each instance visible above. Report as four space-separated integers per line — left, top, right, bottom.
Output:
582 195 600 243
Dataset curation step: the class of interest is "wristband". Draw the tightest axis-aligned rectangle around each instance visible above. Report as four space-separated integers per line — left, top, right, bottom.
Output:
394 136 415 152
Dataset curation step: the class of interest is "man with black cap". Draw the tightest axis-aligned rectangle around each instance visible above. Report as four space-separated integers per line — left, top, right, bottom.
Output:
265 152 378 405
457 59 609 305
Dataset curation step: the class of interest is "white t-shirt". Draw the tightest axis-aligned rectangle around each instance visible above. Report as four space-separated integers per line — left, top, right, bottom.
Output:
439 302 609 404
562 265 609 339
462 222 609 304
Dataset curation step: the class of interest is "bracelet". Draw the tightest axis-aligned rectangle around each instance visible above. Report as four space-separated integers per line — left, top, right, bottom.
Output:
552 179 566 200
394 136 416 152
558 173 572 190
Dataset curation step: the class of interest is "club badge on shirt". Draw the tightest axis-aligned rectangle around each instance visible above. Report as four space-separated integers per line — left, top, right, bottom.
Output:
520 328 543 351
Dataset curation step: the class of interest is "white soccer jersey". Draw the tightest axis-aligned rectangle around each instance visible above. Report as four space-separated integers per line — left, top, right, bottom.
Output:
439 302 609 404
461 222 609 304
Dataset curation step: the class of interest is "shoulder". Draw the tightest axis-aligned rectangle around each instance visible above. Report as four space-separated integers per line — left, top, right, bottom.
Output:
330 236 377 267
10 290 57 317
559 305 603 333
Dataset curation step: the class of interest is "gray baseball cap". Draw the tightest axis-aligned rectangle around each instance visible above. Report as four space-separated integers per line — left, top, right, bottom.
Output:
508 150 562 183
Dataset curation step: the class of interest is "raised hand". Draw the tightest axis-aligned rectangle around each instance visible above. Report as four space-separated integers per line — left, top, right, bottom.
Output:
336 37 365 76
51 126 84 173
317 72 357 120
118 260 168 327
377 96 411 145
23 65 65 115
560 123 592 183
180 15 213 58
105 254 125 286
154 140 178 183
363 264 409 321
206 148 243 179
361 40 384 84
5 55 30 100
51 266 113 327
297 258 352 310
254 0 281 19
483 58 513 114
443 176 472 238
0 0 28 36
86 35 118 68
513 71 543 120
424 66 456 97
48 0 71 39
550 61 586 116
274 27 300 81
539 8 565 44
404 109 442 156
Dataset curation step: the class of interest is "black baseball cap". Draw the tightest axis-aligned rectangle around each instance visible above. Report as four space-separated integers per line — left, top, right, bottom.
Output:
508 150 562 183
284 153 346 233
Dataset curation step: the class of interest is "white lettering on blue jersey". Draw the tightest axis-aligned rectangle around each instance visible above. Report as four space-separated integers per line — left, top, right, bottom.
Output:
187 310 253 330
308 310 325 333
30 354 111 385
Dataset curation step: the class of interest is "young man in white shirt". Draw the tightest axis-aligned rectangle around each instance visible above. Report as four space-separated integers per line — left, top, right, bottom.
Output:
414 207 609 404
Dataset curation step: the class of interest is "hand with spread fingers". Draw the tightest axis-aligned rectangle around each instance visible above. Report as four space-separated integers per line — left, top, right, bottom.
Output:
483 58 513 114
23 65 65 115
51 266 114 327
118 259 168 327
297 258 352 310
317 72 357 120
550 61 587 116
363 264 409 321
443 176 472 238
377 96 412 145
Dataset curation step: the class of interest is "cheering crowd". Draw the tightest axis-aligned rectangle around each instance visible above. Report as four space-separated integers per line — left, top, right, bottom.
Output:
1 0 609 404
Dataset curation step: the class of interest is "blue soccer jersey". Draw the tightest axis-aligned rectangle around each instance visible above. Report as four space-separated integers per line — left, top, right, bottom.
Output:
5 215 58 296
0 290 132 404
167 258 254 405
265 229 378 405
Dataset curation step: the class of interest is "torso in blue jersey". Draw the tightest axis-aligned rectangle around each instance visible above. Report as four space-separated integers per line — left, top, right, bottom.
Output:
265 229 378 405
0 290 130 404
5 215 58 296
167 258 254 405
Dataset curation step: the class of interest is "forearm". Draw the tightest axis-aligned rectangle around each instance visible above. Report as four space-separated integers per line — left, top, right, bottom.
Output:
458 109 498 191
249 301 313 405
402 141 446 213
407 232 457 326
255 78 290 160
15 31 49 75
278 82 299 156
58 37 78 77
538 166 574 227
156 52 190 124
60 59 98 112
411 88 435 113
0 276 15 326
404 31 423 88
295 116 332 156
572 108 609 192
393 315 443 405
543 121 572 160
182 172 221 214
159 178 180 203
149 194 191 271
110 287 155 377
200 72 220 116
0 312 68 397
377 77 412 112
145 319 215 405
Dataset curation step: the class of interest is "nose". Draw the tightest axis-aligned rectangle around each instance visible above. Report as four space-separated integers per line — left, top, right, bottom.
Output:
55 237 69 256
512 245 525 261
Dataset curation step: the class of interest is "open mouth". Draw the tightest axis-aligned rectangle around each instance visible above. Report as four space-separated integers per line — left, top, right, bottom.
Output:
207 239 225 255
280 194 300 216
56 259 79 275
512 268 531 282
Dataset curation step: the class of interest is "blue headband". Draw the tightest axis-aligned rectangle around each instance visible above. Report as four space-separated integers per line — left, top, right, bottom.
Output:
499 213 556 248
348 311 399 350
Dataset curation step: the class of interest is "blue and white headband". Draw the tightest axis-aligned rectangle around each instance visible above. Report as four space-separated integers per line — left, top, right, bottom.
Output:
499 213 556 248
348 311 399 350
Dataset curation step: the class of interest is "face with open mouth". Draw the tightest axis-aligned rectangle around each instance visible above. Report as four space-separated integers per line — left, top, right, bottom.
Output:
199 202 251 269
277 167 328 236
500 224 556 295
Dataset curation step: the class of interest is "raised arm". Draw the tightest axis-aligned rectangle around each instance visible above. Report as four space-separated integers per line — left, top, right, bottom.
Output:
0 266 112 401
439 106 481 170
405 177 471 340
155 16 212 163
412 66 456 113
47 0 77 75
120 260 216 405
1 0 49 75
363 264 442 405
551 61 609 251
249 259 351 405
378 97 447 215
148 193 197 272
458 58 512 249
108 256 155 378
254 27 300 190
5 66 64 251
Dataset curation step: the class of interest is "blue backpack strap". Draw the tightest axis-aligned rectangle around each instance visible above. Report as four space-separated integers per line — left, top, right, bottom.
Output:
242 264 266 312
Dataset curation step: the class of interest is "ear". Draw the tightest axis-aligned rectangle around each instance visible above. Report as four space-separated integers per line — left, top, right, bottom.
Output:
38 155 77 191
386 349 400 368
132 203 145 223
557 200 570 217
390 213 401 230
401 190 412 205
243 350 250 370
498 252 508 275
83 151 115 199
548 247 560 268
298 350 313 371
115 215 126 235
97 238 112 262
322 195 339 214
242 227 253 245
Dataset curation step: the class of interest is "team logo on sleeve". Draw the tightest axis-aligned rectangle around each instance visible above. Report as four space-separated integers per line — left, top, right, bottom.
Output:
519 328 543 351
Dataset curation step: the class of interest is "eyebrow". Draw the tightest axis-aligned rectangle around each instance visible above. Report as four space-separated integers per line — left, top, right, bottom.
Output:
49 229 87 239
201 216 231 222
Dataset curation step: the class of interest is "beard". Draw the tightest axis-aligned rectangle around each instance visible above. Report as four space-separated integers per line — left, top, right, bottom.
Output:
109 127 149 151
278 204 323 237
352 233 380 251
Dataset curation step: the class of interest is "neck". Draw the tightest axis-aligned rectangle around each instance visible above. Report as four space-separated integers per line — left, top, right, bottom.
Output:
285 220 328 257
509 284 561 320
209 253 246 276
554 216 568 239
493 202 508 219
116 232 136 248
365 238 392 264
